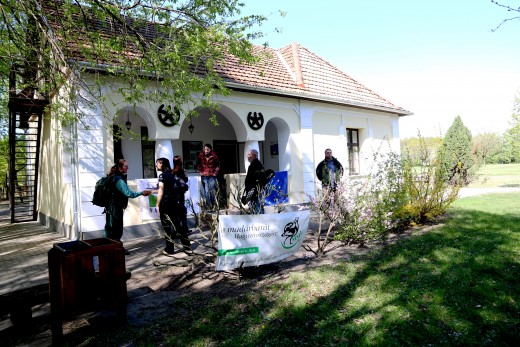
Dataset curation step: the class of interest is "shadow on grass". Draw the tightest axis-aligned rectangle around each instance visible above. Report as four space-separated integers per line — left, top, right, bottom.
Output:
57 200 520 346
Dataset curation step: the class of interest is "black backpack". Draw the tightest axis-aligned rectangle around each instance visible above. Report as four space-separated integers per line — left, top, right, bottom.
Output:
159 172 188 205
92 175 113 207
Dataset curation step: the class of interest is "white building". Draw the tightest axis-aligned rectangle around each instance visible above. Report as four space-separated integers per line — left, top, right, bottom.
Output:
35 41 410 240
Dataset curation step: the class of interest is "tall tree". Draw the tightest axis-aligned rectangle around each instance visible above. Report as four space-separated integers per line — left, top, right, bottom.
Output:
472 132 502 174
502 95 520 162
439 116 475 185
0 0 270 126
401 134 442 166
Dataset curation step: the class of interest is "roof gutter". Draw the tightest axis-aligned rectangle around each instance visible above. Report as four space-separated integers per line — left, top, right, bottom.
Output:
73 61 413 117
225 82 413 117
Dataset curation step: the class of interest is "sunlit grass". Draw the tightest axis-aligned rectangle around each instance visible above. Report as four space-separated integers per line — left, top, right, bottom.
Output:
476 163 520 176
470 163 520 188
71 193 520 346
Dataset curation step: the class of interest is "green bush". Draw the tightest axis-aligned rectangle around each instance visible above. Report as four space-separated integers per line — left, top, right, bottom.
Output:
439 116 476 185
309 143 461 251
394 152 460 226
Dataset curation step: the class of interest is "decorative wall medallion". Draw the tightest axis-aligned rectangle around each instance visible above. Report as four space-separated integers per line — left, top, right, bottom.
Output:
157 104 180 127
247 111 264 130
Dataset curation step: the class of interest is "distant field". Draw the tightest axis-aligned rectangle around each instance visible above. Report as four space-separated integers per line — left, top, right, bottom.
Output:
470 163 520 188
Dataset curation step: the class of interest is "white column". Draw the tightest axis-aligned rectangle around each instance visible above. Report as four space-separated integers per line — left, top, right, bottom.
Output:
300 106 315 200
155 140 173 162
392 117 400 154
244 140 260 171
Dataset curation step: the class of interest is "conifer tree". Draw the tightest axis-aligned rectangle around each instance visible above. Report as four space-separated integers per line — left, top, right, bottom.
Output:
439 116 474 185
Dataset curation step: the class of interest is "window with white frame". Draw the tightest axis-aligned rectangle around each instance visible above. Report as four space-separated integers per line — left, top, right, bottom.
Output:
141 127 156 178
347 128 360 175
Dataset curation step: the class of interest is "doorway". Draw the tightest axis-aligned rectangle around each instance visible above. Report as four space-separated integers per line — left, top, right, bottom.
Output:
213 140 239 206
213 140 239 176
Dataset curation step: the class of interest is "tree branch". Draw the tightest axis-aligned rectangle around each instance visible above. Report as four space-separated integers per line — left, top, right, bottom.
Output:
490 0 520 31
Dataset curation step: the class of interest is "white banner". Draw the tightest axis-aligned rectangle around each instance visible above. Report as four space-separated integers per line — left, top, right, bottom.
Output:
137 177 201 220
137 179 160 220
216 210 310 271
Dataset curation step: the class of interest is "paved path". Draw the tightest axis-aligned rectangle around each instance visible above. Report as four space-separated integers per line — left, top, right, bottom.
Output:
0 200 176 297
0 220 176 297
458 187 520 198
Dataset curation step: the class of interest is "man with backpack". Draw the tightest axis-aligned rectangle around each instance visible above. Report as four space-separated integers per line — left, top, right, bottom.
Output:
104 159 151 254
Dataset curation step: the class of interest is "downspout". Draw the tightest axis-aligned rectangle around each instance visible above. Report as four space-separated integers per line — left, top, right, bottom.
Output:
70 99 81 240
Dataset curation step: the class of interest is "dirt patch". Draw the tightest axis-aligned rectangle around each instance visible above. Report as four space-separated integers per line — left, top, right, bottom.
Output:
0 219 442 346
124 221 443 327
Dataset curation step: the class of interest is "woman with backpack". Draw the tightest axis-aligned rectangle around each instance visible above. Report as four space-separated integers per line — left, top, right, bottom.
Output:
156 157 191 256
105 159 151 254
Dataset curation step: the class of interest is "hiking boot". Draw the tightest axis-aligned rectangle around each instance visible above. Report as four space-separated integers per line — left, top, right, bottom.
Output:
162 248 175 257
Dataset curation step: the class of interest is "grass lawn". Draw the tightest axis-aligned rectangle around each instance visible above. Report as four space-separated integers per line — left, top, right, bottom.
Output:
469 163 520 188
78 193 520 346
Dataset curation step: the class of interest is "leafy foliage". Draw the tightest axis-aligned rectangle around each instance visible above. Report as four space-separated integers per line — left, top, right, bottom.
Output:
0 136 7 191
0 0 270 126
401 134 442 166
472 132 502 171
396 145 460 227
502 95 520 163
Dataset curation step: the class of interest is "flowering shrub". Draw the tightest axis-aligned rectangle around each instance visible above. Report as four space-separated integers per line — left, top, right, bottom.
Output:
335 152 405 245
309 142 461 254
395 144 460 227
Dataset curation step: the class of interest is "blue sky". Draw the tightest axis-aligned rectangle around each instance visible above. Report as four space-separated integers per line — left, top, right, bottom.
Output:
243 0 520 138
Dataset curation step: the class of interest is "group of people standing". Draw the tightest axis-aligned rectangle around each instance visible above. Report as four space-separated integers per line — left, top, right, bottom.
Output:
103 157 191 256
103 143 269 256
195 143 268 214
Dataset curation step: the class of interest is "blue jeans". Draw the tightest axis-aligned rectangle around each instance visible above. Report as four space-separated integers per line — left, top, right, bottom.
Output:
201 176 218 208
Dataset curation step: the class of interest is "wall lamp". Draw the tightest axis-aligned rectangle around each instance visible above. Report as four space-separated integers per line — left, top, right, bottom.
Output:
188 117 194 134
125 111 132 131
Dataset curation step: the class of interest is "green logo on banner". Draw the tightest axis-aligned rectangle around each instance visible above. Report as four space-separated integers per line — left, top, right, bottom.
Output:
281 217 303 249
148 194 157 207
218 247 259 256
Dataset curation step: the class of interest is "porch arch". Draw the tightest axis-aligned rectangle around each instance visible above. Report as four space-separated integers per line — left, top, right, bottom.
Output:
263 117 291 172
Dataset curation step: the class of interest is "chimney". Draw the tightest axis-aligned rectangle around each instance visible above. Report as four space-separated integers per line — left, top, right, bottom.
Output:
292 43 305 88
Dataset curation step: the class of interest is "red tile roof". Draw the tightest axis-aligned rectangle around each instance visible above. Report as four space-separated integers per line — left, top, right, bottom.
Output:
216 43 410 115
41 2 409 115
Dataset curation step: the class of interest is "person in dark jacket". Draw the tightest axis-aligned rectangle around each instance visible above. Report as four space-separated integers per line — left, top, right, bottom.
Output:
172 155 191 252
104 159 151 254
196 143 220 210
156 157 190 256
244 149 265 214
316 148 344 191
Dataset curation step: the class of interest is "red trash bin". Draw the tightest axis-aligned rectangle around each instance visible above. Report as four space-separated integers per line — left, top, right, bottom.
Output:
48 238 127 343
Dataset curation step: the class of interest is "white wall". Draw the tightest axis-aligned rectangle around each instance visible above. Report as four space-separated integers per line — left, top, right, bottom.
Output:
40 75 401 237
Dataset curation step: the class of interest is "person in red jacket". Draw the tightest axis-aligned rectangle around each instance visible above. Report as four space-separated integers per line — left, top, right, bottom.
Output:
196 143 220 210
